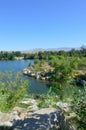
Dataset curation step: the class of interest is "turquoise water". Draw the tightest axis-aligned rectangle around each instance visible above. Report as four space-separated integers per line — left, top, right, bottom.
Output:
0 60 48 94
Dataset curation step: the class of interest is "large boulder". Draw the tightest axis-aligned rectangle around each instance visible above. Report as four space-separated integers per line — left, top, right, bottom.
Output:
12 108 74 130
0 108 74 130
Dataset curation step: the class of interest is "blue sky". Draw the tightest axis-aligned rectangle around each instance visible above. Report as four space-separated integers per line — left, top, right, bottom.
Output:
0 0 86 51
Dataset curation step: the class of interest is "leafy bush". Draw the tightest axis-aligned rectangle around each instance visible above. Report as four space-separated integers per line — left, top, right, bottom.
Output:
72 85 86 130
0 72 28 112
37 93 59 108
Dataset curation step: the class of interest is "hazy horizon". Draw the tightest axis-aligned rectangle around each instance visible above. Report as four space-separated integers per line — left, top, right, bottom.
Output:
0 46 82 52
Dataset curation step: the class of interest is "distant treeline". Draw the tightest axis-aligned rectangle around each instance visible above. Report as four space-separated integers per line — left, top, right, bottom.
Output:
0 51 22 60
0 46 86 60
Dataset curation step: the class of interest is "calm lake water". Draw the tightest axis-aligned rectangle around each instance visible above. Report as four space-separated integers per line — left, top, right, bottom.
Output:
0 60 48 94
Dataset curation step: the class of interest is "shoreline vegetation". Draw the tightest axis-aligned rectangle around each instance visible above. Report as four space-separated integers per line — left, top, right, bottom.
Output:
0 46 86 130
0 46 86 61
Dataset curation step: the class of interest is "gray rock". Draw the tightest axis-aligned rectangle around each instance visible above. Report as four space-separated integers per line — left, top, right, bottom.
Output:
12 108 74 130
0 108 74 130
56 102 70 112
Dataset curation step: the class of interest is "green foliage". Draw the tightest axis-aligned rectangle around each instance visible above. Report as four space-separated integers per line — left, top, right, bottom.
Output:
0 46 86 60
51 58 79 86
34 59 39 64
72 85 86 130
37 93 59 108
49 83 68 100
0 51 23 60
0 72 28 112
17 103 30 108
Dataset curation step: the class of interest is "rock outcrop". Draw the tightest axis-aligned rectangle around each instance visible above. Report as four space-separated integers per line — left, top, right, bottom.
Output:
23 66 54 81
0 108 74 130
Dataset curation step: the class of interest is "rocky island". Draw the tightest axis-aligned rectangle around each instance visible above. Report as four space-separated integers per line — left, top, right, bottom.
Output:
23 62 54 81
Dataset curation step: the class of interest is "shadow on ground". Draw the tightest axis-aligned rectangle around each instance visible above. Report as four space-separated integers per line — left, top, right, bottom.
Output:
0 110 74 130
12 111 73 130
0 126 12 130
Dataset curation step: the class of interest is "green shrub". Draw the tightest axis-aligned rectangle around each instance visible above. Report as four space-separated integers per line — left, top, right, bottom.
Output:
0 72 29 112
37 93 59 108
72 85 86 130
